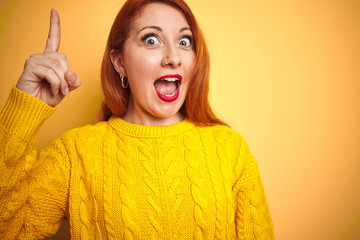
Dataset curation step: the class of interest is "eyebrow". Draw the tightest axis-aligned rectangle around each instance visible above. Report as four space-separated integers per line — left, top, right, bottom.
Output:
137 26 192 35
179 27 191 32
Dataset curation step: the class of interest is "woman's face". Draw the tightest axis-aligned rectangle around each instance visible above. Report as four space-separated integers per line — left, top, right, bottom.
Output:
112 3 195 125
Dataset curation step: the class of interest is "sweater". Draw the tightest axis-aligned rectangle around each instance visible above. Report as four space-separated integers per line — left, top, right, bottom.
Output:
0 87 275 240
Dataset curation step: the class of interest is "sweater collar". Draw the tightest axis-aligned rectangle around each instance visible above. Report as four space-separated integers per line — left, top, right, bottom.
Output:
108 116 195 138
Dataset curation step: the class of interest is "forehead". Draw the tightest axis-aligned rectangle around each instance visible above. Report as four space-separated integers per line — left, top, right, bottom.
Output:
131 3 190 32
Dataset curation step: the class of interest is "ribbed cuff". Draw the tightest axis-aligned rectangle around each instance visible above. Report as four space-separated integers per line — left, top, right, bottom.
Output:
0 87 55 140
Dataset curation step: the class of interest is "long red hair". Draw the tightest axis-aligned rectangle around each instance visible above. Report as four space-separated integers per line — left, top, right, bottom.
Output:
101 0 227 126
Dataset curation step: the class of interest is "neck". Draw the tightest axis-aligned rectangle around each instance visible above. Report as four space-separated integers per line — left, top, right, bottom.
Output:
121 113 184 126
121 97 184 126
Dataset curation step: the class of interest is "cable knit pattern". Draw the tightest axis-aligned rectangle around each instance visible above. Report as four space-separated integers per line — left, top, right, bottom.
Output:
103 127 116 240
76 130 97 239
183 133 211 239
214 128 237 238
199 128 227 240
0 87 275 239
116 132 140 239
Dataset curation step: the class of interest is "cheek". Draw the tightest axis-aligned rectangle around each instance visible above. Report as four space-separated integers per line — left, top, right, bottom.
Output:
126 52 161 79
185 52 196 71
183 54 196 83
125 53 162 96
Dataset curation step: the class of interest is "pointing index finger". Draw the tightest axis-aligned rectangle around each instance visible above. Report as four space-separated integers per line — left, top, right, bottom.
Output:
45 8 61 52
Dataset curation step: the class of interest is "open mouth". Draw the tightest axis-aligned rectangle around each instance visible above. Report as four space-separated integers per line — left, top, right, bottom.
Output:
154 74 182 102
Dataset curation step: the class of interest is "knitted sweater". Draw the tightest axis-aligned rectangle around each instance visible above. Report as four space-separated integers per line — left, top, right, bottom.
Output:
0 87 274 240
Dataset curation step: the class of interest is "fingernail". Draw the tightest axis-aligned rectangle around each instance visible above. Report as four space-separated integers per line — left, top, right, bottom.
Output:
72 73 76 83
69 71 76 83
64 87 69 96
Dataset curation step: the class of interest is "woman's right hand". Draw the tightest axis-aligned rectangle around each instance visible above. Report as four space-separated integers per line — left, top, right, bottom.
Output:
16 9 81 107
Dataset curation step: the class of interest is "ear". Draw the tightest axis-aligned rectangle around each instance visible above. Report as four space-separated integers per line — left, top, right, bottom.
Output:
110 49 126 75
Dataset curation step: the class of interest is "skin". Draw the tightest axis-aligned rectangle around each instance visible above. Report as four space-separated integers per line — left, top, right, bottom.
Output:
110 3 196 126
16 9 81 107
16 5 194 127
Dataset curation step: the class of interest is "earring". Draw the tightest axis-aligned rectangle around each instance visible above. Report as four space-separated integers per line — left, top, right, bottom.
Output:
120 74 128 88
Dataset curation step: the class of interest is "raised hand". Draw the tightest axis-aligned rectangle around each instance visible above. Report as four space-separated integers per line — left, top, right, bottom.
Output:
16 9 81 107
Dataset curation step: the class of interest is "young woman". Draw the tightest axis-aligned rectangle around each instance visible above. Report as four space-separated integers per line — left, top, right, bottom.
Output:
0 0 274 239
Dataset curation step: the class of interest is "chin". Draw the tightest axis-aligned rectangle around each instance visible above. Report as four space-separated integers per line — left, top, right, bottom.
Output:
153 109 181 119
151 105 184 121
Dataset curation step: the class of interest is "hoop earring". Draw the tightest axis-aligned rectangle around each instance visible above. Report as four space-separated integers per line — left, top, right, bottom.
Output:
120 74 128 88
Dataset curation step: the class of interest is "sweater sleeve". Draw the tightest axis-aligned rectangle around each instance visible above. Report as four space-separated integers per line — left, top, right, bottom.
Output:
233 135 275 240
0 87 70 239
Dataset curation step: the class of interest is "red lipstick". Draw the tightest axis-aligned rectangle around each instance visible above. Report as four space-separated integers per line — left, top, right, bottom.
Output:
156 87 180 102
154 74 182 102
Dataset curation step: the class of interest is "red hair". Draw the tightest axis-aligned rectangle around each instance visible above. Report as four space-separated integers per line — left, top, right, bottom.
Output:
101 0 227 126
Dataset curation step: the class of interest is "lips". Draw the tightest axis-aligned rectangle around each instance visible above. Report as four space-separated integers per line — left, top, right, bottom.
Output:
154 74 182 102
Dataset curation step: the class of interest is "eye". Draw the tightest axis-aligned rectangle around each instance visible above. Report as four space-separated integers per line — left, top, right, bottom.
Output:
179 36 193 47
141 33 160 46
145 36 159 45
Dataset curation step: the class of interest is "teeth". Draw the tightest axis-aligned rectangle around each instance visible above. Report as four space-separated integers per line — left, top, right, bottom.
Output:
161 77 179 82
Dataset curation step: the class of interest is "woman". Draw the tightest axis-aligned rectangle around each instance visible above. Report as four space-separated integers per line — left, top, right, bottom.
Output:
0 0 274 239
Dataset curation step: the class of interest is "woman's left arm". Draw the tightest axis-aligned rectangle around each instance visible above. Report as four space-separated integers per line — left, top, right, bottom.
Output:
233 135 275 240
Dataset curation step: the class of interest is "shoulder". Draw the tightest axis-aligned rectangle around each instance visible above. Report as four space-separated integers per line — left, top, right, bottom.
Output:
195 124 243 145
194 124 245 159
47 121 114 159
59 121 110 143
195 124 253 160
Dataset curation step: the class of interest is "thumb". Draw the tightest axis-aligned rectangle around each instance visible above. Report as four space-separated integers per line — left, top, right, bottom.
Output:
65 71 81 91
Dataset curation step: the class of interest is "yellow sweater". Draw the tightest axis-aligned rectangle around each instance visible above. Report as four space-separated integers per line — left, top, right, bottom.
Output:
0 87 274 240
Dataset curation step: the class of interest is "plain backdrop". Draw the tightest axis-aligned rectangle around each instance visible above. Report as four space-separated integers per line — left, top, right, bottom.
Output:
1 0 359 239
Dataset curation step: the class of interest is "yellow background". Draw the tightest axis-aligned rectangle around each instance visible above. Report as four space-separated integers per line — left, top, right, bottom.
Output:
1 0 359 239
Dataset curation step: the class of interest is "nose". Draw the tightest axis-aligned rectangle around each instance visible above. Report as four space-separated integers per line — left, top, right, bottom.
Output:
161 43 181 68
